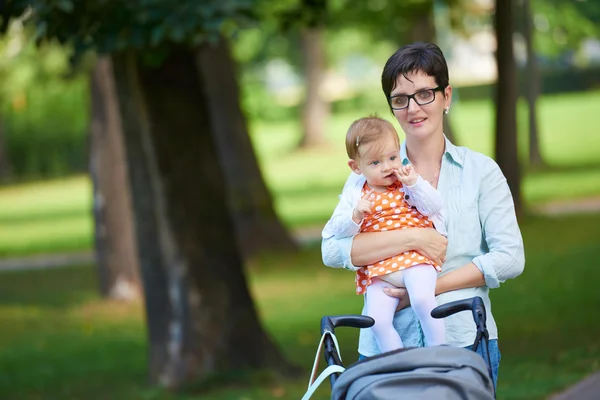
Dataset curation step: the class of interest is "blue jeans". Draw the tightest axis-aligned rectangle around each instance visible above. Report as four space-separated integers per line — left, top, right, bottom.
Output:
473 339 500 390
358 339 500 390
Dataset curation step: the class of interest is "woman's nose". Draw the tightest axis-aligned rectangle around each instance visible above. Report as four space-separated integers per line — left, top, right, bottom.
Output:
407 97 421 113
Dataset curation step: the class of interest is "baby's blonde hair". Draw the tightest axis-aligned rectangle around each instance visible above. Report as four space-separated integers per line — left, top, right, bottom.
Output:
345 115 399 160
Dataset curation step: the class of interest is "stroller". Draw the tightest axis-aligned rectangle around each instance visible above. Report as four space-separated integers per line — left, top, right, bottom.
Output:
301 296 496 400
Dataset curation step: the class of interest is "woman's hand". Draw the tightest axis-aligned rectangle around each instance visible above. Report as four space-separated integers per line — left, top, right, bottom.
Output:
412 228 448 265
383 287 411 312
351 227 448 267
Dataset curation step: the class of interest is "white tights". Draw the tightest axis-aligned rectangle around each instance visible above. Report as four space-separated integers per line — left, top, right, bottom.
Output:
365 264 446 353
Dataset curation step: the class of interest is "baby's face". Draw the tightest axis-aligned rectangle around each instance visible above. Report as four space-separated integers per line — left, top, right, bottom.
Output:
357 135 402 190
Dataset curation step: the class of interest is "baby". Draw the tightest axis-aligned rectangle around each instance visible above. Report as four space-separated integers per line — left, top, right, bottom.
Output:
322 116 446 352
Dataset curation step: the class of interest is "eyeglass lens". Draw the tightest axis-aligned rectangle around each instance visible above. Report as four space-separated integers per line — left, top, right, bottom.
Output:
390 89 436 109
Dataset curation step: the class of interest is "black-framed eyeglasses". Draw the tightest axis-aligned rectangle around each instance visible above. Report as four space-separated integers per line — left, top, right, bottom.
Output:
387 86 444 110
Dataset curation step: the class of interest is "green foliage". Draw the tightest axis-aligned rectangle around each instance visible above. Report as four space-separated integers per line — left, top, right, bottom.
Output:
1 79 89 179
530 0 600 60
0 22 88 180
2 0 259 62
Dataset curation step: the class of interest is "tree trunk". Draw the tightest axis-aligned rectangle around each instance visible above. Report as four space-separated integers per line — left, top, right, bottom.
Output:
110 48 296 388
494 0 523 215
89 57 141 300
196 37 297 258
412 2 457 144
299 26 330 148
522 0 545 168
0 117 10 182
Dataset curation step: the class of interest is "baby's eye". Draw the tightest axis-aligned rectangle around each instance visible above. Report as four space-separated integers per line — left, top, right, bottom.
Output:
371 160 380 166
390 155 397 161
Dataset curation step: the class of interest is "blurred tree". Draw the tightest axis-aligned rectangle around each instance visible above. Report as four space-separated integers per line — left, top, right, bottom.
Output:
196 36 297 257
1 0 296 388
298 0 329 148
0 118 10 181
89 57 141 300
518 0 600 168
276 0 330 148
519 0 545 169
494 0 522 215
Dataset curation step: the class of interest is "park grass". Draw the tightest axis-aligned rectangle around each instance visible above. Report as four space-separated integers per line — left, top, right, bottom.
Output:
0 212 599 399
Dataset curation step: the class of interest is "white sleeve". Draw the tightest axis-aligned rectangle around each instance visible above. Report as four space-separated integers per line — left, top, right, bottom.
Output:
402 176 444 217
321 176 362 239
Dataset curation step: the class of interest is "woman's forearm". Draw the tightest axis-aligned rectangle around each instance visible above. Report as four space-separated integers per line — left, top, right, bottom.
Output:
350 228 447 267
350 230 417 266
435 262 485 295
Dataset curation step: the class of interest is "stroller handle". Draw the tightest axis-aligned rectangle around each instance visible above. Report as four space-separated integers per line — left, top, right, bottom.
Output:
432 296 494 397
318 315 374 388
431 296 486 329
321 315 374 335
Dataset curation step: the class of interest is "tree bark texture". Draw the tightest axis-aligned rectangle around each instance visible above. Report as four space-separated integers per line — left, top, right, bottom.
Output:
299 26 330 148
89 57 141 300
522 0 545 168
110 48 294 388
494 0 523 215
196 37 297 258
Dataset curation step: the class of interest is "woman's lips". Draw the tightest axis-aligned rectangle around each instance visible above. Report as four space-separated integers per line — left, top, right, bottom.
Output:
409 117 426 126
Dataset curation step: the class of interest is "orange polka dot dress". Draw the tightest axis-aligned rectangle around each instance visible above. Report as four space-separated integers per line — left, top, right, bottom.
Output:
355 182 441 295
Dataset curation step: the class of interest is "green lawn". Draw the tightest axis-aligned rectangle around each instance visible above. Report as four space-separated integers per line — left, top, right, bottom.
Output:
2 91 600 257
0 213 599 399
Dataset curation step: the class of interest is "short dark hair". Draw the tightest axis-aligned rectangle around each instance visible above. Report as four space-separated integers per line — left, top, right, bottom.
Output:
381 42 449 106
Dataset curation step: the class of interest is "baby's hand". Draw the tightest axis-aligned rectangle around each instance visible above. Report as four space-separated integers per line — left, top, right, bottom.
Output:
353 189 374 223
395 164 418 186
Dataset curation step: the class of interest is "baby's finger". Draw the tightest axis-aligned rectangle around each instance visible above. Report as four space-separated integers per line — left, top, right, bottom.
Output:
362 189 374 200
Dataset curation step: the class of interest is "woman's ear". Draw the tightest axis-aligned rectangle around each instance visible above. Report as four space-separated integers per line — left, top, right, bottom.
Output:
348 159 362 175
444 85 453 109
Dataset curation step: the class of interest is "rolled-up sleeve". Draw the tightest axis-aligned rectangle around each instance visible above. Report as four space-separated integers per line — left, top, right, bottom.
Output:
472 161 525 288
321 236 361 271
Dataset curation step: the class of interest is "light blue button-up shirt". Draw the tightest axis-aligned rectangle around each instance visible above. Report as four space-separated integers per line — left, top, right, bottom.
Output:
321 138 525 354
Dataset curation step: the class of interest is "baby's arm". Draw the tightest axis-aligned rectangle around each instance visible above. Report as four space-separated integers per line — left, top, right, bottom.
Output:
401 176 443 218
395 164 442 217
322 185 363 239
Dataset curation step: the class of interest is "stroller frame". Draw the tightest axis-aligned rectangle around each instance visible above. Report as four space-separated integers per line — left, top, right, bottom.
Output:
302 296 495 400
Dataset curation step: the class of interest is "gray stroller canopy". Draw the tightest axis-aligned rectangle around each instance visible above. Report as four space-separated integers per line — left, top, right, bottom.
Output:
332 346 494 400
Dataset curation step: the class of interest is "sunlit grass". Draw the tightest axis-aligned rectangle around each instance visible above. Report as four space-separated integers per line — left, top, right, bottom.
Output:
0 176 91 217
0 214 599 399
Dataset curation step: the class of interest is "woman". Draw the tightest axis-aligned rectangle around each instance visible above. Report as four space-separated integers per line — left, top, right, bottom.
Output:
321 42 525 388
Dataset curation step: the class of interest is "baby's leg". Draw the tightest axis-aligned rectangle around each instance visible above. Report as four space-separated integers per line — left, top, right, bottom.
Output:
403 264 446 346
365 278 403 352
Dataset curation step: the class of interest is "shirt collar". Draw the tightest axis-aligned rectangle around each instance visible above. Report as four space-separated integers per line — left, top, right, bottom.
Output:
400 135 464 167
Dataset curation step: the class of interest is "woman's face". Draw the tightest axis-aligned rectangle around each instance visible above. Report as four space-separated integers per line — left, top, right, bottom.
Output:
390 70 452 141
